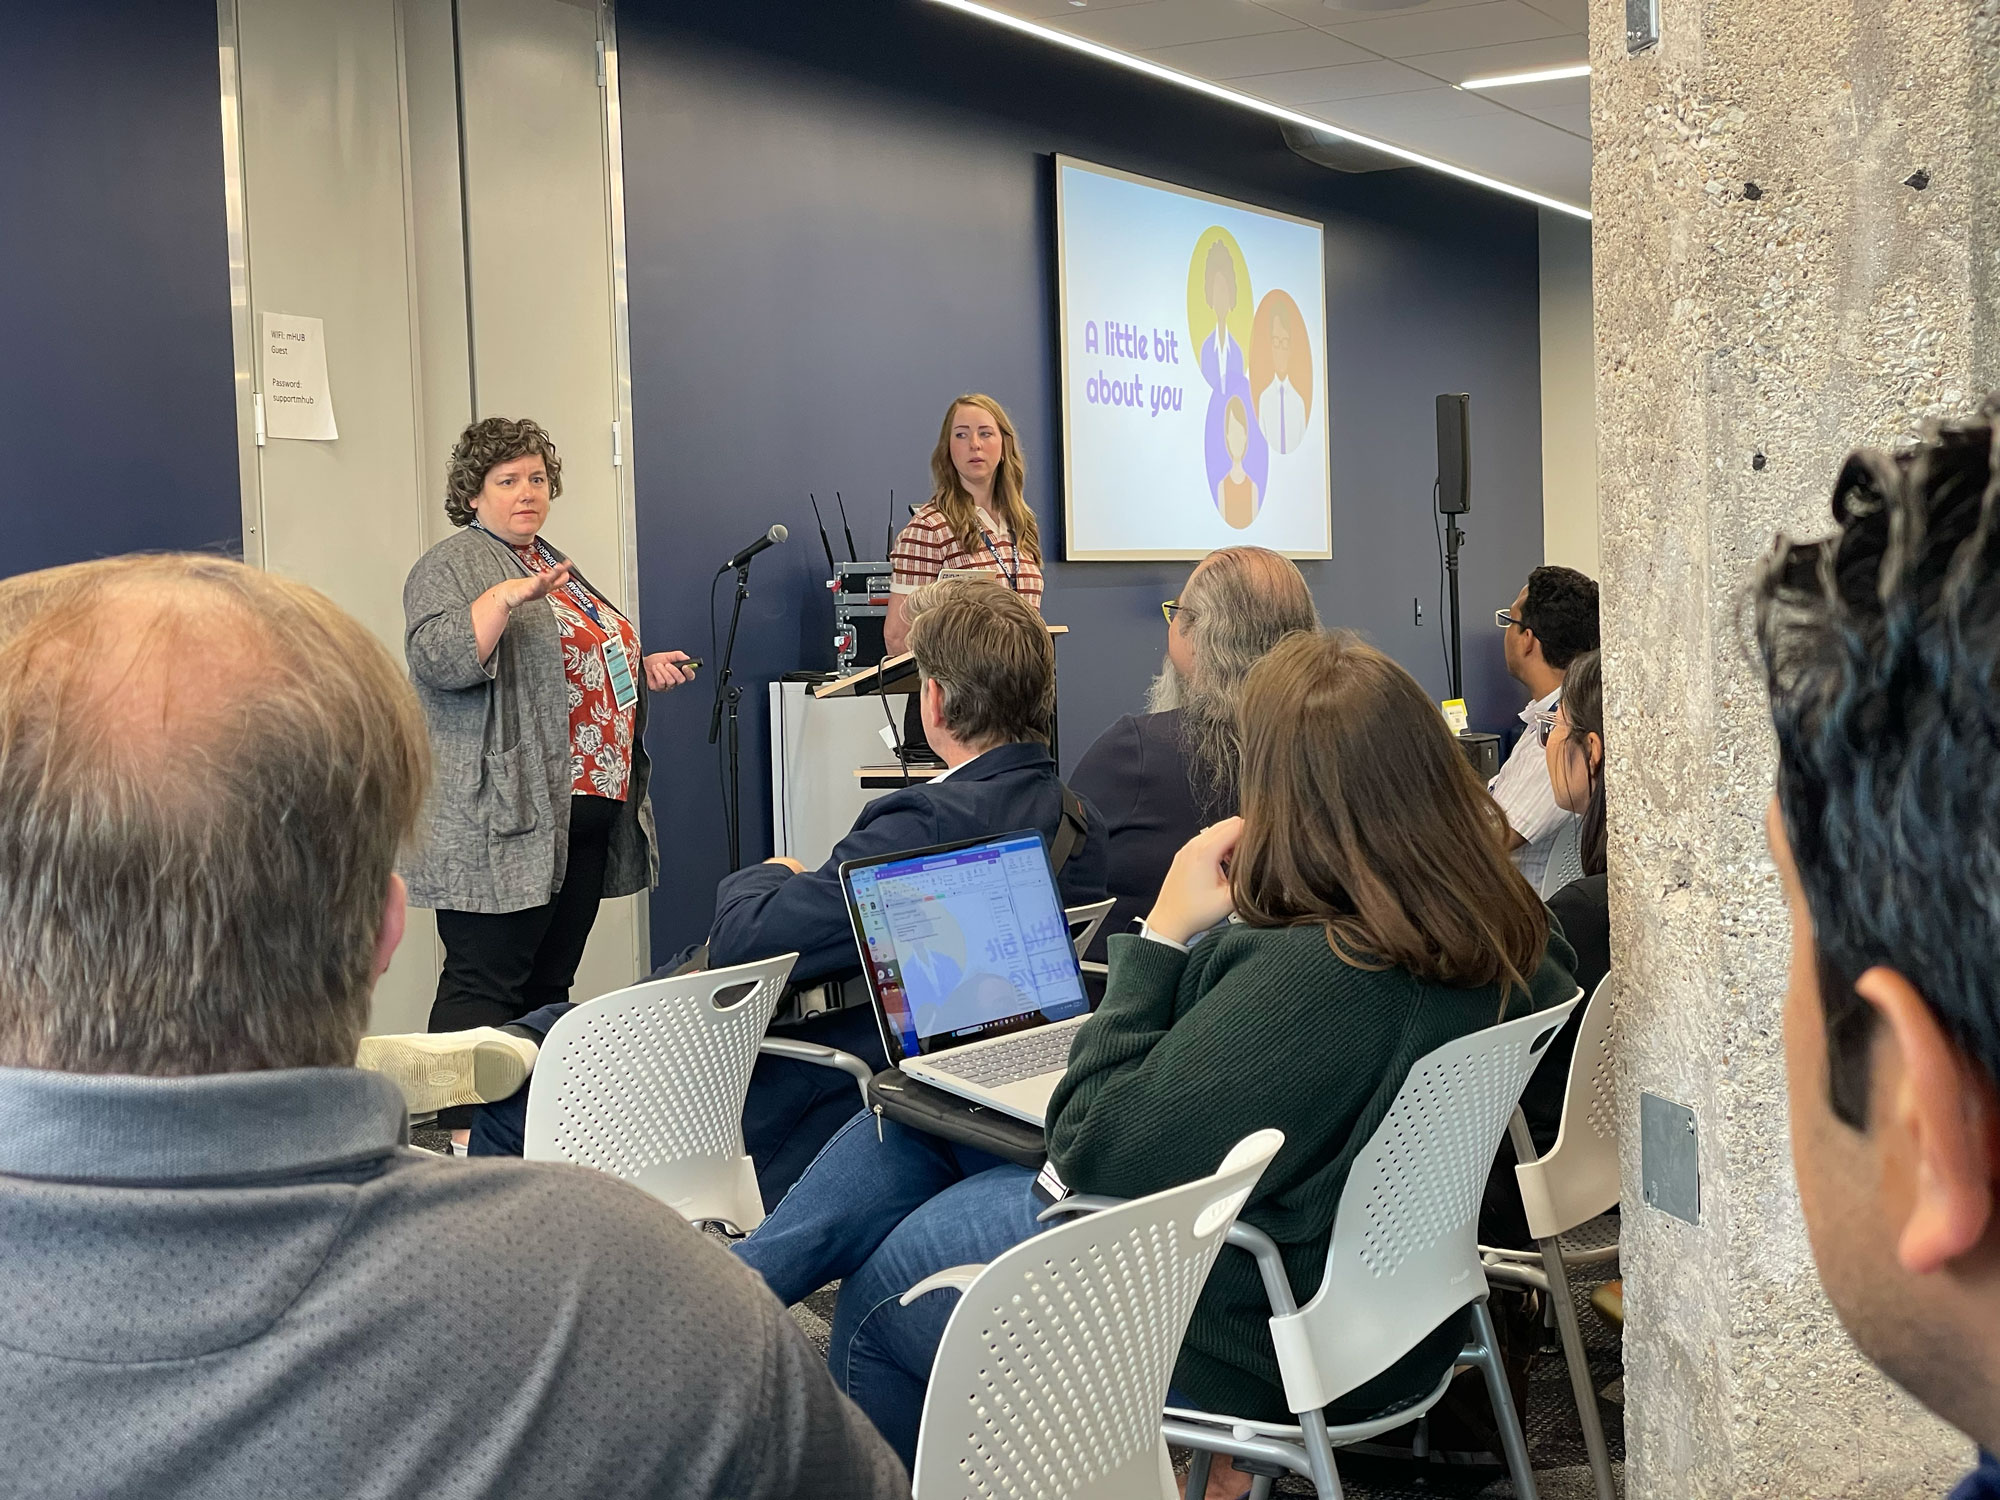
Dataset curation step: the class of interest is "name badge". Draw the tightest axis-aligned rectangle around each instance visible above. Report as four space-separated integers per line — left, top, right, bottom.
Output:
601 630 640 712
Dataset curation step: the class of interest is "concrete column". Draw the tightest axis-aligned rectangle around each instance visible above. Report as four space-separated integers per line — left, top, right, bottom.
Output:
1593 0 2000 1494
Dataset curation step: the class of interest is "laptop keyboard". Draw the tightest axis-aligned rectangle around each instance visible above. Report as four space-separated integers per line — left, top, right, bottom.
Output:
921 1020 1082 1088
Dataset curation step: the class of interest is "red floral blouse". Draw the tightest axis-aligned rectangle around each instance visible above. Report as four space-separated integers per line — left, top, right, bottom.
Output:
513 543 640 801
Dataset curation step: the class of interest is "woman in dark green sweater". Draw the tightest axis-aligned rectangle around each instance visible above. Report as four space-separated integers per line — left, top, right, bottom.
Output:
826 632 1577 1482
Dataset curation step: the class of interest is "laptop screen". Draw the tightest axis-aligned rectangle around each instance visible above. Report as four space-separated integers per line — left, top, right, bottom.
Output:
844 830 1089 1061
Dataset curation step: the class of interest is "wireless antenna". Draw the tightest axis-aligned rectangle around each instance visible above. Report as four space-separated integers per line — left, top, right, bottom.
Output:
808 492 838 576
885 489 895 559
834 491 858 563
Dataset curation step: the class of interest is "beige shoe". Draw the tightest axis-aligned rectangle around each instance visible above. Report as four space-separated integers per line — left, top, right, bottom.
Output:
1590 1278 1624 1328
356 1029 538 1115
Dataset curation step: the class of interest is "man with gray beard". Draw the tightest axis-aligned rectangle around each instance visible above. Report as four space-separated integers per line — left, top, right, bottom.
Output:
1071 546 1320 959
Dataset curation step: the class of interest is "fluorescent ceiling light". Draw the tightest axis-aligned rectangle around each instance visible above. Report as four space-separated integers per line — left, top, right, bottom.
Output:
924 0 1591 220
1462 63 1591 89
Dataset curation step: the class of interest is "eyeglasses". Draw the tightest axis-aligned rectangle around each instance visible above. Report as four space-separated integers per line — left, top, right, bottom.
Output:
1495 608 1524 631
1162 600 1186 625
1534 708 1562 747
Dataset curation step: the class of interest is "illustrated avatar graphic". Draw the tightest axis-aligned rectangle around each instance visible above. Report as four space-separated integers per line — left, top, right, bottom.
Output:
1256 301 1310 456
901 940 965 1026
1216 396 1260 529
1192 233 1268 520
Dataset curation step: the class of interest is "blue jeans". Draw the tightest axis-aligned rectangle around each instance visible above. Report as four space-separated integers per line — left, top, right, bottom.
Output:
733 1109 1017 1306
820 1161 1045 1471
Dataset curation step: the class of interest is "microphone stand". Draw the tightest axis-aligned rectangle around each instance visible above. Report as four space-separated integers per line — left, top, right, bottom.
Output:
708 562 752 872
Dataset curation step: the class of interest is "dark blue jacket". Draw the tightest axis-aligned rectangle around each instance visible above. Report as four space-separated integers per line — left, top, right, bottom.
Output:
1069 709 1222 960
709 741 1109 986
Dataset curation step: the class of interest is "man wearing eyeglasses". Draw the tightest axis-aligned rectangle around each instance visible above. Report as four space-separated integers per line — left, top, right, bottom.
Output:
1491 566 1601 889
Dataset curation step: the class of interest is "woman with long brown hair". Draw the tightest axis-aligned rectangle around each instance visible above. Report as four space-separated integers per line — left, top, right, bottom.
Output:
799 631 1578 1481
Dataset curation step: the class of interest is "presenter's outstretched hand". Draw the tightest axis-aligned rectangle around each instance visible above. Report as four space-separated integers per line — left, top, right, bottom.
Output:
496 561 573 612
1144 816 1244 946
764 856 806 874
643 650 694 692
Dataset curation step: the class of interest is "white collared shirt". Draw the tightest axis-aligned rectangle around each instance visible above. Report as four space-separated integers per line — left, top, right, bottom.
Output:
1489 686 1573 889
1259 376 1308 454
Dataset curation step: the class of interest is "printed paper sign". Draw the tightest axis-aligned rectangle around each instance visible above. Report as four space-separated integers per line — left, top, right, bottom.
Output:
260 312 338 441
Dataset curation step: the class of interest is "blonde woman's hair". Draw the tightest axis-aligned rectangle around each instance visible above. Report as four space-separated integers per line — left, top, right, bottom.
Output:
928 394 1041 564
0 555 429 1074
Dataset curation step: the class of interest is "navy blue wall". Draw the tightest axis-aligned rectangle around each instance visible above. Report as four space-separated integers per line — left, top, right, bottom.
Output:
618 0 1547 956
2 2 241 571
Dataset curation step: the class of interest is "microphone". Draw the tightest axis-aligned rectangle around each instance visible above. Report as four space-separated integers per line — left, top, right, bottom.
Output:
718 524 788 573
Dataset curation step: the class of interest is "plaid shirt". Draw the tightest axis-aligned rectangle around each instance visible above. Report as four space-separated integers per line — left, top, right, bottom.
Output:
890 503 1044 612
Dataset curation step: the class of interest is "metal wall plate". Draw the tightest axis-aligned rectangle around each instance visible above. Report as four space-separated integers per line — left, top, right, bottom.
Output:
1627 0 1660 53
1641 1091 1700 1224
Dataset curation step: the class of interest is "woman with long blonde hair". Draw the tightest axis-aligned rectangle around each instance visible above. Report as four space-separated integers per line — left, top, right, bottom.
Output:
882 394 1043 657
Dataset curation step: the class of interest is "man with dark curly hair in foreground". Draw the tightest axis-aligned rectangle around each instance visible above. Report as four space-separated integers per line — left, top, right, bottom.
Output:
1756 402 2000 1499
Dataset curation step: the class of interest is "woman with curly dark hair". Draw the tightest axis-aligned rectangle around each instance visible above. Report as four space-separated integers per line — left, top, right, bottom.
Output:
396 417 693 1147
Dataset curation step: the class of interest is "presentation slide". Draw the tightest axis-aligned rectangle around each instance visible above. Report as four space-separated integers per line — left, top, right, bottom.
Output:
1056 156 1331 561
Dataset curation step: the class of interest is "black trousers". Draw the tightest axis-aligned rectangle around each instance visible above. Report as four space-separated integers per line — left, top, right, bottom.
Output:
430 793 622 1034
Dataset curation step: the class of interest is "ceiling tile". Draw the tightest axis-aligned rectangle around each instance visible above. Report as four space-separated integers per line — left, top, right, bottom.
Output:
1256 0 1494 24
1146 28 1370 75
981 0 1157 17
1059 0 1299 49
1324 0 1572 58
1317 85 1507 130
1512 98 1590 135
1375 111 1589 200
1465 74 1587 111
1406 35 1588 85
1241 57 1439 103
1519 0 1589 28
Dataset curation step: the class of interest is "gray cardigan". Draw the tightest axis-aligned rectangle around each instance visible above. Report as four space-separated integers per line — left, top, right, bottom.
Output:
401 525 658 914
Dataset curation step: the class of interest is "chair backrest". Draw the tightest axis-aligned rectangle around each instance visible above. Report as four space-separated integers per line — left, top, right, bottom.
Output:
913 1130 1285 1500
523 953 797 1233
1514 975 1618 1239
1064 897 1117 960
1267 996 1580 1415
1538 817 1586 899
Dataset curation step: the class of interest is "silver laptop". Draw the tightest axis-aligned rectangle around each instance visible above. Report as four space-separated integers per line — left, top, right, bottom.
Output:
840 829 1095 1125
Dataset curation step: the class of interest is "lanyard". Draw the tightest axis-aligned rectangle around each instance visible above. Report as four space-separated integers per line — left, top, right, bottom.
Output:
978 527 1022 593
478 525 613 630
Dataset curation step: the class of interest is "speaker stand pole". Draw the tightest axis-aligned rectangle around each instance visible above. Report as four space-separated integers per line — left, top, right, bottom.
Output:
1444 511 1465 703
707 563 751 872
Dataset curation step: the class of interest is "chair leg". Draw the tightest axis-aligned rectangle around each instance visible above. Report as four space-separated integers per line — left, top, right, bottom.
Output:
1295 1409 1344 1499
1246 1478 1274 1500
1466 1299 1539 1500
1541 1237 1617 1500
1186 1449 1212 1496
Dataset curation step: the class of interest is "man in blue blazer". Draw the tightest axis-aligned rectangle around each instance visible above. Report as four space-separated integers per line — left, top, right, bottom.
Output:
373 580 1107 1187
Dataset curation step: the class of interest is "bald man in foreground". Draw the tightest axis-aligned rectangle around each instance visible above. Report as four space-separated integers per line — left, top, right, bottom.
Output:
0 556 907 1500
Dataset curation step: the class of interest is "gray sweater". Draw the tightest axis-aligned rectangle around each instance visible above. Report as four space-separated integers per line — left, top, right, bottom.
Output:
0 1064 909 1500
402 525 658 913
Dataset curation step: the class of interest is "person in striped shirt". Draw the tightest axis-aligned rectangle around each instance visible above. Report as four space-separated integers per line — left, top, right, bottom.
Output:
883 393 1044 657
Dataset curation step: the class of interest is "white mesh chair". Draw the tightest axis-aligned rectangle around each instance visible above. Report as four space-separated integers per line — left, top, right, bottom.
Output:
1538 818 1586 899
1164 995 1581 1500
896 1129 1285 1500
1481 975 1620 1500
757 901 1121 1103
523 953 797 1234
1065 896 1117 959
